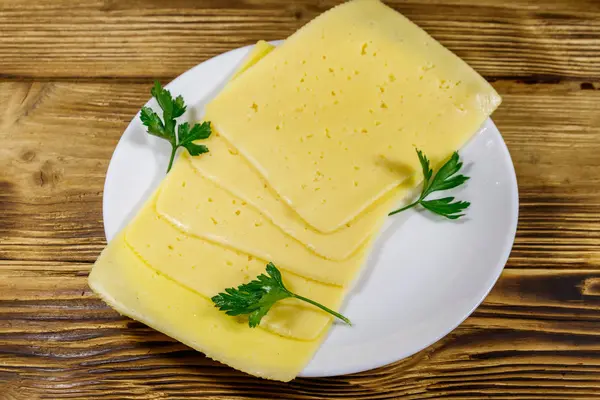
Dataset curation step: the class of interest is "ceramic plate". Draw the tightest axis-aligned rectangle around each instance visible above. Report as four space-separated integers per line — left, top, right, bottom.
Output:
103 42 518 378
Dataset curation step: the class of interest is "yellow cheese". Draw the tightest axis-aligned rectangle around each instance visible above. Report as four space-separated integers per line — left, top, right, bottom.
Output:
88 233 325 382
189 134 412 260
124 198 345 341
193 40 409 260
206 0 501 233
230 40 276 80
156 156 370 286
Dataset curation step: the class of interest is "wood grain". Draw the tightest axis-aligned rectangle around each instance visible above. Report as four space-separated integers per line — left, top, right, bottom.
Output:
0 0 599 80
1 0 600 398
3 262 600 399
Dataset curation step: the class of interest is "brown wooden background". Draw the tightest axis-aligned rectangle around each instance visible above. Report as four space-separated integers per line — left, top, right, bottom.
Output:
1 0 600 398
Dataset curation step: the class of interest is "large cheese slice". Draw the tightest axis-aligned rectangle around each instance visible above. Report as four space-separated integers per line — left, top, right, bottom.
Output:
124 197 345 341
89 233 326 382
192 40 408 261
206 0 501 233
156 156 372 286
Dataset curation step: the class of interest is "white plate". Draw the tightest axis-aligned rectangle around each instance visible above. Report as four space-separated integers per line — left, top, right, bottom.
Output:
103 42 518 378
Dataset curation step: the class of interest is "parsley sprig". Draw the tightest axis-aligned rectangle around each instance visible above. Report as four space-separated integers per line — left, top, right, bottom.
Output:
389 149 470 219
140 81 212 173
212 263 351 328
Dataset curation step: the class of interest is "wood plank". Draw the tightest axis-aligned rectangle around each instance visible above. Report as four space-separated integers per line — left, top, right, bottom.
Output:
1 80 598 268
491 80 600 270
0 0 598 80
2 261 600 398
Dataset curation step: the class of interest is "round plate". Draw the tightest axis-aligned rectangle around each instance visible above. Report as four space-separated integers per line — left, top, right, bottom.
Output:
103 43 519 378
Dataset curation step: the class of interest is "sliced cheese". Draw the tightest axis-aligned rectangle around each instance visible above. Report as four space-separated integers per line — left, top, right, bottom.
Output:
193 40 407 261
206 0 501 233
178 41 412 266
189 135 411 260
124 198 345 341
88 233 325 382
156 157 371 286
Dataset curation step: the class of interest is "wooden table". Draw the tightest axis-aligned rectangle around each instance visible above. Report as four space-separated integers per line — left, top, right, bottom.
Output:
1 0 599 398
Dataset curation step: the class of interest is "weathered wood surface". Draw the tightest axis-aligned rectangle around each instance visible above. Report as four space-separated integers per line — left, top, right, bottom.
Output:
1 0 599 398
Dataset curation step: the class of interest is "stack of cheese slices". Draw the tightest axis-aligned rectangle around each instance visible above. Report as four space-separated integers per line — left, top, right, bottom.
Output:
89 0 501 382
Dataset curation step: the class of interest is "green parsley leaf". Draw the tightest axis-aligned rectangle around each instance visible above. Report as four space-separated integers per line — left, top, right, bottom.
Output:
172 95 187 119
140 107 168 140
140 81 211 173
420 197 470 220
212 263 351 328
187 120 213 140
178 121 211 156
389 149 470 219
181 142 209 157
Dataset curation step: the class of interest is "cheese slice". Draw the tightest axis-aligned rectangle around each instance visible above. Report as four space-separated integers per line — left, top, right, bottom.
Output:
156 156 372 286
206 0 501 233
192 40 412 260
89 233 326 382
124 197 345 341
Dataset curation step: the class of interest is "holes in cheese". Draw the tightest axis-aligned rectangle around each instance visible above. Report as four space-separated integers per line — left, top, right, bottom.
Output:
88 234 325 382
205 0 501 233
124 198 345 341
